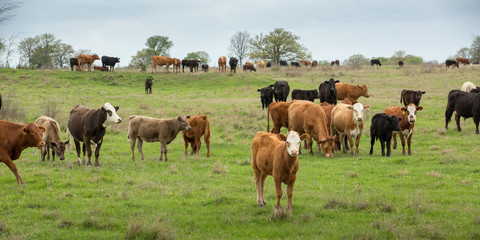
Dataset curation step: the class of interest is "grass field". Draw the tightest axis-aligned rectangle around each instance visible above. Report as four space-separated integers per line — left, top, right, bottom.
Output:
0 65 480 239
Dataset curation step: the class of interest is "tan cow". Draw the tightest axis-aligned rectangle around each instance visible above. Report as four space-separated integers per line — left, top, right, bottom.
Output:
35 116 69 162
267 102 290 134
251 131 309 211
257 60 265 69
173 58 181 73
182 115 211 157
335 83 370 102
151 56 175 73
384 103 423 155
245 61 254 67
77 54 100 71
218 56 227 73
288 100 335 157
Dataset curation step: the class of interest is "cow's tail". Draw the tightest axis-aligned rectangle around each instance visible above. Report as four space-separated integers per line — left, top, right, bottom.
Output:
400 89 406 104
267 105 271 132
203 115 211 140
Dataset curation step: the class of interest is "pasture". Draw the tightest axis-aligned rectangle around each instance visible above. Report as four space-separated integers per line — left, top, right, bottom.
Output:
0 65 479 239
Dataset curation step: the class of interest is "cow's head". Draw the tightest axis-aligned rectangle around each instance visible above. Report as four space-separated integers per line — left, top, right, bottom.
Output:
277 131 309 157
50 140 69 160
103 102 122 125
400 104 423 124
24 123 45 148
415 91 426 103
318 137 335 158
388 116 402 132
257 86 273 98
358 84 370 98
326 78 339 92
312 89 319 99
347 103 371 122
92 54 100 60
177 116 192 130
114 57 120 63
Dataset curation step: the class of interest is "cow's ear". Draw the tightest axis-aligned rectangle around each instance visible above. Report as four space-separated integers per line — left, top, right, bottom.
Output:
186 115 190 119
421 91 426 94
257 89 261 92
401 107 407 112
22 127 28 135
64 140 70 145
114 106 120 111
364 104 371 110
417 106 423 111
277 134 287 141
268 84 274 88
50 142 56 147
397 117 402 122
101 106 106 112
335 80 340 83
300 134 310 141
38 126 46 133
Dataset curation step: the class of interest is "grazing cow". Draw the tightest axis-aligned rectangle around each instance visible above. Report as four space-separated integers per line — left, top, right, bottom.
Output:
291 62 300 67
145 78 153 94
201 64 209 72
93 66 109 71
128 115 191 162
330 61 335 66
335 60 340 66
77 54 100 71
335 83 370 102
257 86 274 110
311 60 318 68
384 103 423 155
0 121 45 185
257 60 265 69
182 59 200 73
69 58 79 71
267 102 290 134
243 64 257 72
300 60 311 66
151 56 175 73
270 80 290 102
34 116 69 162
67 103 122 167
369 113 401 157
182 115 210 157
279 60 288 66
399 61 404 67
456 57 471 65
245 61 254 67
445 90 480 134
461 81 476 92
291 89 318 102
370 59 382 66
446 60 459 68
251 131 309 211
266 62 272 68
218 56 227 73
173 58 181 73
400 90 426 106
319 78 340 105
101 56 120 72
229 57 238 73
288 100 335 157
330 103 370 155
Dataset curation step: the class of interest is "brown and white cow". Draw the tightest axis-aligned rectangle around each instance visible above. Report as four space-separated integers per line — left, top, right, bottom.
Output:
288 100 335 157
173 58 181 73
0 120 45 185
77 54 100 71
257 60 265 69
335 83 370 102
384 103 423 155
251 131 309 211
267 102 290 134
182 115 211 157
218 56 227 73
67 103 122 167
330 102 370 155
35 116 69 162
321 99 355 150
128 115 191 162
151 56 175 73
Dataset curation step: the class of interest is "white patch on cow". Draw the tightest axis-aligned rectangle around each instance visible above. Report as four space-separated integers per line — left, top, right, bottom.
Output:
350 128 361 138
103 102 122 127
402 129 412 139
286 131 302 157
352 103 364 123
407 105 416 124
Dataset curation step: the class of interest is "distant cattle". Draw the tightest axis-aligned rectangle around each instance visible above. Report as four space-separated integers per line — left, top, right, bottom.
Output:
291 62 300 67
35 116 69 162
330 61 335 66
173 58 181 73
69 58 79 71
400 90 425 106
257 60 265 69
270 80 290 102
245 61 254 67
319 78 340 105
369 113 401 157
399 61 404 67
145 78 153 94
201 64 209 72
128 115 191 162
384 104 423 155
330 102 370 155
445 60 459 68
182 59 200 73
300 60 311 66
229 57 238 73
291 89 318 102
218 56 227 73
67 103 122 167
101 56 120 72
279 60 288 66
335 83 370 102
456 57 471 65
0 120 45 185
266 62 272 68
335 60 340 66
267 102 290 134
243 65 256 72
93 66 109 71
151 56 175 73
182 115 211 157
77 54 100 71
445 90 480 134
311 60 318 68
257 86 274 110
370 59 382 66
461 82 476 92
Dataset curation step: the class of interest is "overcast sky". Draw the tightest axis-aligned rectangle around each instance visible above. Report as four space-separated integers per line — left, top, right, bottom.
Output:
1 0 479 67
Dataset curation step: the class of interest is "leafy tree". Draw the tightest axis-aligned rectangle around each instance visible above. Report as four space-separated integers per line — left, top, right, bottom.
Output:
456 47 471 59
130 35 173 68
185 51 210 64
344 54 369 67
30 33 60 69
470 36 480 64
228 31 250 65
17 36 39 67
403 55 423 64
249 28 311 65
53 43 74 68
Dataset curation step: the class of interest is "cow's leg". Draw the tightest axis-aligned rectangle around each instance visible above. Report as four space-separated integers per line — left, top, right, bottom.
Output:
386 138 392 157
399 132 406 155
84 138 93 167
74 140 82 165
354 133 362 155
160 142 168 162
205 134 210 157
455 113 462 132
253 170 264 206
380 139 386 156
82 142 86 165
445 109 454 130
51 146 56 162
47 144 51 161
260 174 267 205
194 136 202 155
308 138 314 155
286 179 296 211
137 138 144 161
392 133 398 149
130 136 137 161
1 155 24 185
475 117 480 134
274 177 283 210
407 130 413 155
94 141 103 167
41 144 47 161
183 138 188 156
369 136 375 155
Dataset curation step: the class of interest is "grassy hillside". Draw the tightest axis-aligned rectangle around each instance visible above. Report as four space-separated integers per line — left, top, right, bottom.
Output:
0 65 479 239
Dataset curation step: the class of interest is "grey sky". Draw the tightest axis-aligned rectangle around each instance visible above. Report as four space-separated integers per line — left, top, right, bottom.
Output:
1 0 479 67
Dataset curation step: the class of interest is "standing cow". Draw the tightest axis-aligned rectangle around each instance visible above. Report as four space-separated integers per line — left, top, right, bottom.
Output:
257 86 274 110
319 78 340 105
151 56 175 73
101 56 120 72
384 103 423 155
335 83 370 102
400 90 426 106
267 102 290 134
445 90 480 134
69 58 79 71
291 89 318 102
35 116 69 162
330 102 370 155
218 56 227 73
229 57 238 73
270 81 290 102
182 115 211 157
369 113 401 157
145 78 153 94
370 59 382 66
77 54 100 71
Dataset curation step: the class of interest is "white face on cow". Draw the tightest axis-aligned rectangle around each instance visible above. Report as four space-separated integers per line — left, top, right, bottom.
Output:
406 104 418 124
285 131 302 157
352 103 370 122
103 102 122 126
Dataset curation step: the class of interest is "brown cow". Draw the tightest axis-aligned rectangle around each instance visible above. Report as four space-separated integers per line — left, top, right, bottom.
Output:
330 102 370 155
335 83 370 102
456 57 471 65
77 54 100 71
311 60 318 68
218 56 227 73
384 103 423 155
151 56 175 73
173 58 181 73
321 99 355 150
257 60 265 69
300 60 311 66
93 66 109 71
267 102 290 134
128 115 191 162
35 116 69 162
288 100 335 157
251 131 309 211
182 115 211 157
0 120 45 185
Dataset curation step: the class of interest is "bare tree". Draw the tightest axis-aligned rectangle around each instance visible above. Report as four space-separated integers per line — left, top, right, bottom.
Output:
470 36 480 64
3 33 18 68
228 31 250 66
0 0 22 24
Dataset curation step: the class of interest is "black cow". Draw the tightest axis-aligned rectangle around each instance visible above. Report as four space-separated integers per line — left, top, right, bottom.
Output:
201 64 209 72
266 62 271 68
400 90 425 106
269 81 290 102
445 90 480 134
279 60 288 66
399 61 404 67
369 113 401 157
145 78 153 94
69 58 78 71
182 59 200 73
291 89 318 102
446 60 459 68
101 56 120 72
291 62 300 67
243 65 256 72
0 93 2 110
319 78 340 105
370 59 382 66
229 57 238 73
257 86 274 110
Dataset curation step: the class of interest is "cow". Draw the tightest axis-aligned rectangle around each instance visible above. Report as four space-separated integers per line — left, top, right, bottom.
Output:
270 81 290 102
151 56 175 73
369 113 401 157
266 62 272 68
182 59 200 73
0 121 45 185
330 102 370 155
182 115 210 157
335 60 340 66
291 89 318 102
267 102 290 134
201 64 209 72
445 90 480 134
279 60 288 66
93 66 109 71
243 65 256 72
173 58 181 73
335 83 370 102
67 103 122 167
321 99 355 151
300 60 311 66
257 86 274 110
257 60 265 69
399 61 404 67
69 58 79 71
218 56 227 73
288 100 335 157
330 61 335 66
384 103 423 155
461 81 476 92
245 61 254 67
400 90 426 106
370 59 381 66
128 115 191 162
101 56 120 72
456 57 471 65
34 116 69 162
446 60 459 68
319 78 340 105
77 54 100 71
251 131 309 211
291 62 300 67
145 78 153 94
229 57 238 73
311 60 318 68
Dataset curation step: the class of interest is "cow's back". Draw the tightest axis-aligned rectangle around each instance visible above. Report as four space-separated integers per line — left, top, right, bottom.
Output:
68 106 92 141
330 103 352 133
288 100 326 134
35 116 61 143
251 131 281 175
183 115 209 140
129 115 177 143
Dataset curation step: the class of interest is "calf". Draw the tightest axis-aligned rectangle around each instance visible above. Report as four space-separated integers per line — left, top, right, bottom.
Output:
229 57 238 73
270 80 290 102
370 59 381 66
369 113 401 157
266 62 272 68
461 81 476 92
446 60 459 68
456 57 471 65
335 83 370 102
182 115 211 157
182 59 200 73
69 58 79 71
93 66 109 71
257 60 265 68
251 131 309 211
291 89 318 102
243 65 256 72
384 103 423 155
35 116 69 162
335 60 340 66
145 78 153 94
0 121 45 185
101 56 120 72
400 90 425 106
319 78 340 105
445 90 480 134
128 115 191 162
322 99 356 151
399 61 404 67
257 86 274 110
218 56 227 73
173 58 181 73
279 60 288 66
201 64 209 72
267 102 290 134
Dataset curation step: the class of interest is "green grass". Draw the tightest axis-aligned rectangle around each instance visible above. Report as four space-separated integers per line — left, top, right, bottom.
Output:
0 65 480 239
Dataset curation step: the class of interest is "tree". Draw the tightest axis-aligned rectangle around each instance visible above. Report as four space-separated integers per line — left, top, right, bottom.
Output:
228 31 250 65
456 47 471 59
249 28 311 65
0 0 21 24
18 36 39 67
30 33 60 69
130 35 173 68
344 54 369 67
185 51 210 64
2 33 18 68
52 43 74 68
470 36 480 64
